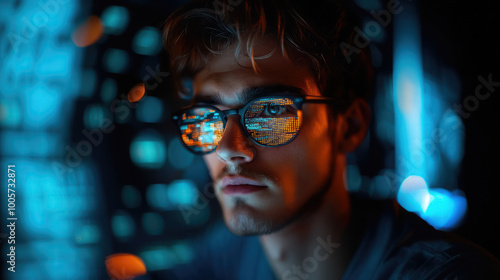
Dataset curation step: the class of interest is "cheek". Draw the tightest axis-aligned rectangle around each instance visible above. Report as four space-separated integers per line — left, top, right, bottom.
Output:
295 109 334 178
203 153 223 180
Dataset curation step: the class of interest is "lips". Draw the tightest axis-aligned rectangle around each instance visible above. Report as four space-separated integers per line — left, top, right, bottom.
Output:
220 176 267 195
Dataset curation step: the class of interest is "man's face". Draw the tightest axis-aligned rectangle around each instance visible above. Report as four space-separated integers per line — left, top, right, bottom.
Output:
192 39 341 235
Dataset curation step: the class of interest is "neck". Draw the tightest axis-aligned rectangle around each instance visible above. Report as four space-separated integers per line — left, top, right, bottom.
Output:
259 155 352 280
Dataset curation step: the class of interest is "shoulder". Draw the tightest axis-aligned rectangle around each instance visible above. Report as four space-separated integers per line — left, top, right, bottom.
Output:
347 195 500 279
381 202 500 279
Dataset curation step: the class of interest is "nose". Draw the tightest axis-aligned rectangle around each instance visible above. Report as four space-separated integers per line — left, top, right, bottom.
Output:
216 115 255 164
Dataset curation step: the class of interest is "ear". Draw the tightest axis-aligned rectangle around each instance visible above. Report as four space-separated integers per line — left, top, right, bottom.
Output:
338 98 370 153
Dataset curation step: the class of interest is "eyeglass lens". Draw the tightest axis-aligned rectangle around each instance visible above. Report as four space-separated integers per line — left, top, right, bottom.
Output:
177 97 302 153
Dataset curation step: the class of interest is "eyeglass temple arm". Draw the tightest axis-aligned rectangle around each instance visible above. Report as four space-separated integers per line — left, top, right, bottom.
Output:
303 96 344 104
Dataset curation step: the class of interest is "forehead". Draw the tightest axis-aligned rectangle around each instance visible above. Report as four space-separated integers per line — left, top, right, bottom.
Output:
192 38 320 107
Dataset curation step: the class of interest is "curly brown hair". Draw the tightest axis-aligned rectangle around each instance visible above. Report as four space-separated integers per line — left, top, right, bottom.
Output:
162 0 373 108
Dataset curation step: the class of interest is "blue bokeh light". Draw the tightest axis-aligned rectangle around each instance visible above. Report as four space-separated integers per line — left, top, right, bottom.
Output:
439 111 465 168
397 175 430 214
130 129 167 169
139 247 178 271
103 48 129 73
142 212 165 235
171 243 194 263
146 180 198 211
136 96 164 123
111 211 136 239
397 176 467 230
83 104 105 129
101 78 118 102
146 184 170 210
422 188 467 231
167 180 198 206
101 6 129 35
25 85 61 128
132 26 162 56
346 165 362 192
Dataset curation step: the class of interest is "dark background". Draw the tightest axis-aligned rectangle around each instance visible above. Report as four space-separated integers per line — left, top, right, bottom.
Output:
1 0 499 279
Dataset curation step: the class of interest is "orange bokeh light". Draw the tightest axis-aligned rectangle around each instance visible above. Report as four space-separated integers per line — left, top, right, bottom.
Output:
128 83 146 103
105 253 146 280
72 15 104 47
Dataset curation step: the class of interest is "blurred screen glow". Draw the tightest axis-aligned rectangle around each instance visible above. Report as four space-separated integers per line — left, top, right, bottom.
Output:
101 78 118 102
146 180 198 211
397 175 467 231
1 0 104 278
75 224 101 244
84 104 105 129
130 129 167 168
0 98 22 127
101 6 129 35
80 69 98 97
139 247 179 271
167 180 198 205
393 2 466 230
103 48 129 73
111 211 136 240
146 183 169 209
139 244 194 271
25 85 62 128
136 96 164 123
132 26 163 56
142 212 166 235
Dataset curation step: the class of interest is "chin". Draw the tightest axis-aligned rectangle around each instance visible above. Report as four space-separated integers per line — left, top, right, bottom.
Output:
222 198 293 236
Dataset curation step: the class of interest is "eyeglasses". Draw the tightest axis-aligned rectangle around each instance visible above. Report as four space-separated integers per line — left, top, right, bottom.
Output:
171 93 342 154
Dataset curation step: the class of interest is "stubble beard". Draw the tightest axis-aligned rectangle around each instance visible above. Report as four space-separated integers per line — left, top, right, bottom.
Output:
216 160 335 236
221 177 334 236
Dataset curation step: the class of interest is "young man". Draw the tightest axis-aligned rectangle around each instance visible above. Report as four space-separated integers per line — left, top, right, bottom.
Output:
140 0 500 279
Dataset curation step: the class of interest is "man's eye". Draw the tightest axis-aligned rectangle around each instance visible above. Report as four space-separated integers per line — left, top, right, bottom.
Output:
264 104 286 116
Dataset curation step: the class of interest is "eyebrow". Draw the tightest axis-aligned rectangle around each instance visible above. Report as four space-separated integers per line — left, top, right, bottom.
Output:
191 85 306 106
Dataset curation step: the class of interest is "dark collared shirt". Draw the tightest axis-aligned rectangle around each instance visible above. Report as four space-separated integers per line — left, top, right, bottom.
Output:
140 195 500 280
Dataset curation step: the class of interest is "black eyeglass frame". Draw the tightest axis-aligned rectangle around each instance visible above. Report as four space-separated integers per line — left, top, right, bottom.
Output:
171 93 343 155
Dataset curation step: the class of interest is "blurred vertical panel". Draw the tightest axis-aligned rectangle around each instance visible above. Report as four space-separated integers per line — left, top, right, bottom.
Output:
0 0 108 279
